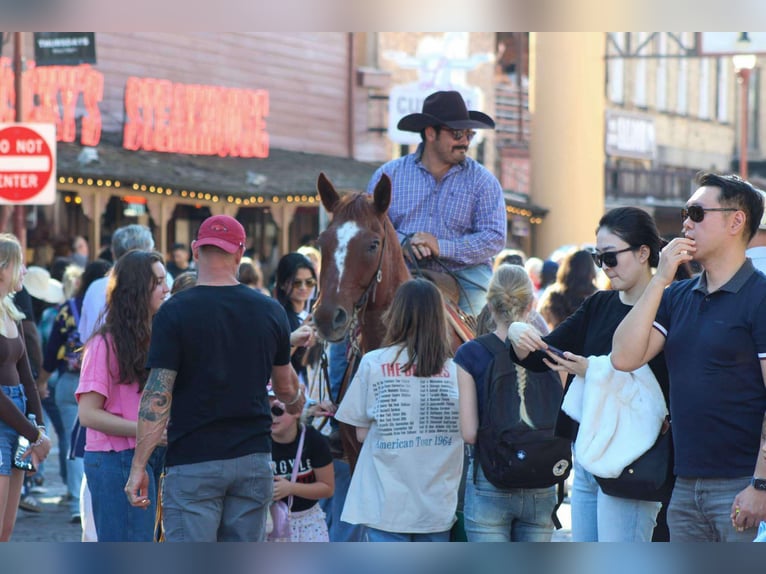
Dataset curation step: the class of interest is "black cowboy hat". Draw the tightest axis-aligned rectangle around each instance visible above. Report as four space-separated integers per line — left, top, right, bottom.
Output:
397 90 495 132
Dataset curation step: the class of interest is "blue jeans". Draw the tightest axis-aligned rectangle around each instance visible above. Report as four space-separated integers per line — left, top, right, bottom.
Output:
0 385 26 476
161 452 273 542
668 476 755 542
463 459 556 542
365 527 451 542
40 372 67 483
84 447 165 541
320 459 366 542
54 371 82 514
453 265 492 317
571 460 661 542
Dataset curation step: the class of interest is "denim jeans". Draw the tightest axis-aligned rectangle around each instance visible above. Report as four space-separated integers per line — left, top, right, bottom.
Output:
320 459 366 542
54 371 82 514
571 460 661 542
41 372 67 483
463 459 556 542
453 265 492 317
0 385 26 476
365 527 451 542
667 476 755 542
161 452 272 542
84 447 165 541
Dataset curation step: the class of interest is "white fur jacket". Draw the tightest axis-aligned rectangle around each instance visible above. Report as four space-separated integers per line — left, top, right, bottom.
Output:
561 355 667 478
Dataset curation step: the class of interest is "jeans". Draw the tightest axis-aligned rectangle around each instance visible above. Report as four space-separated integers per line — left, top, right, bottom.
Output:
453 265 492 317
320 459 366 542
162 452 273 542
0 385 26 476
365 527 451 542
84 447 165 541
668 476 755 542
571 460 661 542
40 373 67 483
54 371 82 514
463 459 556 542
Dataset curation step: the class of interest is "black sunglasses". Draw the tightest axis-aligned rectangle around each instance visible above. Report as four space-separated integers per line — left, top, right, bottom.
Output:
437 128 476 142
591 246 636 269
271 405 285 417
681 205 737 223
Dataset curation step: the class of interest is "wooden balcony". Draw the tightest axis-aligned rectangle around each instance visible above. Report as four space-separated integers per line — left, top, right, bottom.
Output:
605 165 701 204
495 83 530 148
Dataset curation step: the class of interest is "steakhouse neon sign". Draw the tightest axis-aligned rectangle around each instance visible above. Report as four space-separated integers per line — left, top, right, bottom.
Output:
123 77 269 158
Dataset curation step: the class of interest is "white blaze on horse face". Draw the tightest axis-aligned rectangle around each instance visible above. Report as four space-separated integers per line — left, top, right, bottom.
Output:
334 221 360 292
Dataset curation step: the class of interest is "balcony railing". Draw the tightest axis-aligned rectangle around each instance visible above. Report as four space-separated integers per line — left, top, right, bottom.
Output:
495 83 530 148
605 165 700 204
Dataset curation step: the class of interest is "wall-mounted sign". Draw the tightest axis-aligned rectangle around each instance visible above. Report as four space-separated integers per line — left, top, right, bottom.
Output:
0 123 57 205
605 109 656 161
123 77 269 158
33 33 97 67
0 57 103 146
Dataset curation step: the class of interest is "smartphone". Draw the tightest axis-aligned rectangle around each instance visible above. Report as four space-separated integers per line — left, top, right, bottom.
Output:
546 344 568 359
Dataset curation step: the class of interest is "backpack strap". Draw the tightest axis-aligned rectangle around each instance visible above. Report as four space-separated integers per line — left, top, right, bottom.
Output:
68 298 80 326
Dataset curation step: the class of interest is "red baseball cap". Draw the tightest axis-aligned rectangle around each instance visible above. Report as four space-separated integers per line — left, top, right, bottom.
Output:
195 215 246 253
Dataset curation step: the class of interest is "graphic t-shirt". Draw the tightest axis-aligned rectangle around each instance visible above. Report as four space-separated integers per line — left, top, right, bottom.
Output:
271 424 333 512
335 345 463 533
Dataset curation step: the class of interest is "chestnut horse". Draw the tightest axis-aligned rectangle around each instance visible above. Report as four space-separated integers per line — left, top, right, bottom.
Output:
312 172 474 470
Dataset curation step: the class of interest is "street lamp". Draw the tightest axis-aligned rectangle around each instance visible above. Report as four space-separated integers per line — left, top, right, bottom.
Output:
733 32 757 180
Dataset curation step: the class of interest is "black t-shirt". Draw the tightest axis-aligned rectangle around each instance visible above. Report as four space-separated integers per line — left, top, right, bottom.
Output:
148 284 292 466
271 424 333 512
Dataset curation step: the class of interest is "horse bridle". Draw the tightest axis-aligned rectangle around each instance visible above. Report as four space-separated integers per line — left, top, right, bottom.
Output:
345 231 387 355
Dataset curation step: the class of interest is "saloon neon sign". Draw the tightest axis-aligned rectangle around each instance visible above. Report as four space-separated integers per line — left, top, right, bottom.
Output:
123 77 269 158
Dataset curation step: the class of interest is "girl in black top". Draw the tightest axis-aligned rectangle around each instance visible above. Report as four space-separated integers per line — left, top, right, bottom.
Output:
508 207 671 542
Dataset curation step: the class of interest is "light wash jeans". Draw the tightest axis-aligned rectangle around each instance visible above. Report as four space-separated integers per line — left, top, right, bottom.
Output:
320 459 367 542
453 264 492 317
54 371 83 515
365 527 451 542
571 460 661 542
161 452 273 542
463 459 556 542
0 385 26 475
668 476 755 542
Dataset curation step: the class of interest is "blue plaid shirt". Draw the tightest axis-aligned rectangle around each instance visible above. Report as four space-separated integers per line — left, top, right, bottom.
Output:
367 144 506 271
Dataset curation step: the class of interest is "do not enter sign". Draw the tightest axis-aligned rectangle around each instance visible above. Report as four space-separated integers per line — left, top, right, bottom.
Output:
0 123 57 205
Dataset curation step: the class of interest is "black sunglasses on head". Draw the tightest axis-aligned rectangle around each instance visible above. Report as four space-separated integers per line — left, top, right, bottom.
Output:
681 205 737 223
591 246 636 269
271 405 285 417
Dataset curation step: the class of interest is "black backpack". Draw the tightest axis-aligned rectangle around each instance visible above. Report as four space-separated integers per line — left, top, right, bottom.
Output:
474 334 572 491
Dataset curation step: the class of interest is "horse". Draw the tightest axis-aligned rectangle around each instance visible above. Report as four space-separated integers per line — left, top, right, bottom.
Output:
312 171 475 471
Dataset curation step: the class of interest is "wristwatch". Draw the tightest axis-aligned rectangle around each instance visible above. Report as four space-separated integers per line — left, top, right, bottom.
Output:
751 477 766 491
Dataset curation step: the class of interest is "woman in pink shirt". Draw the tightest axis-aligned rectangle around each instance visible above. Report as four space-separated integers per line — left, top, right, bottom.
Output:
76 250 170 541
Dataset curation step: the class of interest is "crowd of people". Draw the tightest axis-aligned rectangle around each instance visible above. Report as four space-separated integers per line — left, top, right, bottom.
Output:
0 91 764 544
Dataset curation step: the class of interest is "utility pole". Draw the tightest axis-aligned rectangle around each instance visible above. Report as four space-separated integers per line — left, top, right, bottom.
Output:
12 32 26 252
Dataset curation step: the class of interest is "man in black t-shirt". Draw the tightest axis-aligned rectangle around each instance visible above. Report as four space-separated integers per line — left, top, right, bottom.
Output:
125 215 306 542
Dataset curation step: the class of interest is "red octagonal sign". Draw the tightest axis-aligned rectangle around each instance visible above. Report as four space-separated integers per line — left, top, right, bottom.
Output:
0 124 57 205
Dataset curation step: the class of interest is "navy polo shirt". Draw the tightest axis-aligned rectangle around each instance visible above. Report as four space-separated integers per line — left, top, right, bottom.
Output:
654 259 766 478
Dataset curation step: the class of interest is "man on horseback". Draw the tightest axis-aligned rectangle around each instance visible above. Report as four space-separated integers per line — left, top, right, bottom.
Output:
367 90 507 317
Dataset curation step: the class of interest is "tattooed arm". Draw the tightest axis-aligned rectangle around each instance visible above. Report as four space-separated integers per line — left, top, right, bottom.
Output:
124 368 176 508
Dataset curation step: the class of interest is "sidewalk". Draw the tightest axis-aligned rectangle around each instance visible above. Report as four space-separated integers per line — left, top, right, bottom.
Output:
12 435 81 542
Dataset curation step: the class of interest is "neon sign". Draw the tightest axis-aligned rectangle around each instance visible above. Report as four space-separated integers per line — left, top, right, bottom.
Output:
123 77 269 158
0 58 103 146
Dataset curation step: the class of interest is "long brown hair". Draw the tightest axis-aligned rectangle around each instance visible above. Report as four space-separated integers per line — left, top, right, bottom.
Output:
98 250 164 390
381 278 451 377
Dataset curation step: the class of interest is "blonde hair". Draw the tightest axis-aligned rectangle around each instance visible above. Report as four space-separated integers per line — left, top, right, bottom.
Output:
296 245 321 274
62 264 84 299
0 234 26 333
486 264 534 326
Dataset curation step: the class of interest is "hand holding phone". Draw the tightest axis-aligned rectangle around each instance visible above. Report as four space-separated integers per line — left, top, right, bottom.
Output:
546 344 568 359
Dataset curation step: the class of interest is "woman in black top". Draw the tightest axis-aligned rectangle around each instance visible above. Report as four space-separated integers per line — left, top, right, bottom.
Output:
508 207 671 542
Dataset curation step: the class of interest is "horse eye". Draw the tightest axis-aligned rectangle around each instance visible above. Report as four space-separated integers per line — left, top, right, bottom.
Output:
368 239 380 253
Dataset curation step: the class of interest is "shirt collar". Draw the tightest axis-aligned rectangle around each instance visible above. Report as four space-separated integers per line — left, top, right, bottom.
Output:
693 258 756 294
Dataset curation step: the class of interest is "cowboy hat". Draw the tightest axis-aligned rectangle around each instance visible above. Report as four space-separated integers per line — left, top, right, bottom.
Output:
397 90 495 133
23 266 65 304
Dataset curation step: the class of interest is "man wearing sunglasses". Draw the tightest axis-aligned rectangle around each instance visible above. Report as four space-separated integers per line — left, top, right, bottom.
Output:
366 90 506 317
746 190 766 275
613 172 766 542
125 215 306 541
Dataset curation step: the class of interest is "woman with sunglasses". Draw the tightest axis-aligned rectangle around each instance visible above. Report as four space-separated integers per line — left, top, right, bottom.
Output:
274 253 319 387
268 389 334 542
508 207 671 542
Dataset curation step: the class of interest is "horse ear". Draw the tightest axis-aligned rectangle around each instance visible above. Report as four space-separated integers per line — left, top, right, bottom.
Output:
317 172 340 213
373 173 391 215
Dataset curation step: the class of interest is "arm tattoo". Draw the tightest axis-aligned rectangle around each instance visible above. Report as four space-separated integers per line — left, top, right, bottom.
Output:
139 368 176 423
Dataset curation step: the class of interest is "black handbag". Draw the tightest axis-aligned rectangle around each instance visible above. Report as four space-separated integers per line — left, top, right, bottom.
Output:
595 420 675 502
